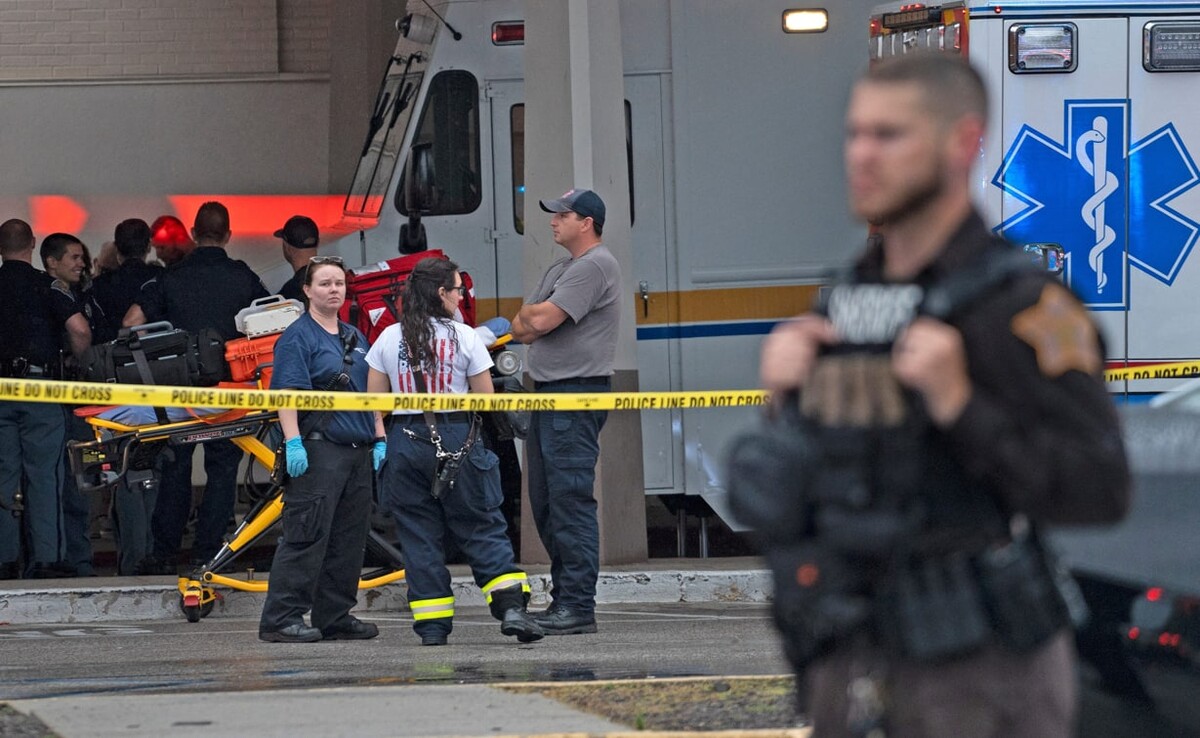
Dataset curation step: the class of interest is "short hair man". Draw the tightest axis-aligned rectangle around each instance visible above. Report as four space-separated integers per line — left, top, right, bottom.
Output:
0 220 88 578
758 54 1129 737
510 188 621 635
274 215 320 302
39 232 102 577
125 201 269 573
91 219 164 345
39 233 94 359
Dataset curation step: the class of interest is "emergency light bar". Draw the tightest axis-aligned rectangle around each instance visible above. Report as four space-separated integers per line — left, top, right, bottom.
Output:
782 9 828 33
881 6 940 31
1144 22 1200 72
1008 23 1076 73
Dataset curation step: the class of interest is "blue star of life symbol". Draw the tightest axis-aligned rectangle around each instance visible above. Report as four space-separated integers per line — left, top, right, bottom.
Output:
992 100 1200 310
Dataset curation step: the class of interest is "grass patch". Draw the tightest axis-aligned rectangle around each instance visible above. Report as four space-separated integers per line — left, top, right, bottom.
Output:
504 675 803 732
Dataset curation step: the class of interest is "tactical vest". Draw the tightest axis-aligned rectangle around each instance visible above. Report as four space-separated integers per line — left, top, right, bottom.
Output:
729 250 1075 667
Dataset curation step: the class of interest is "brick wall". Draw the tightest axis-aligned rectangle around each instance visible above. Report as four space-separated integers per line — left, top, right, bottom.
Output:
277 0 331 74
0 0 332 80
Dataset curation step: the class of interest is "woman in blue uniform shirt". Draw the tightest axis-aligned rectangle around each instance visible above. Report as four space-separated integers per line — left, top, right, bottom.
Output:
258 256 387 643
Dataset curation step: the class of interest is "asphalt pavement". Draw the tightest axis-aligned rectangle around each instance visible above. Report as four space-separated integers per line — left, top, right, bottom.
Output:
1 602 799 737
0 559 806 737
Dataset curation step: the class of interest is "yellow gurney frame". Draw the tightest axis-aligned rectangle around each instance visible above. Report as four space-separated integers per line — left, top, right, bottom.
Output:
68 408 406 623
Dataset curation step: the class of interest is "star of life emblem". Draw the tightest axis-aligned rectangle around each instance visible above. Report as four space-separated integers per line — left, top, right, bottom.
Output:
991 100 1200 311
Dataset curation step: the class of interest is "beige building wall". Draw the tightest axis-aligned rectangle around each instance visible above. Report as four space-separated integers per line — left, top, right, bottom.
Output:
0 0 406 254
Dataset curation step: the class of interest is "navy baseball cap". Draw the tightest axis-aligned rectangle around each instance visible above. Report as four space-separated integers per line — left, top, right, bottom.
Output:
539 188 606 229
274 215 319 248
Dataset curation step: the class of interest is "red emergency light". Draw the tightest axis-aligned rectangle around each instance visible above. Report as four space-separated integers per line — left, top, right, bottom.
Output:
492 21 524 46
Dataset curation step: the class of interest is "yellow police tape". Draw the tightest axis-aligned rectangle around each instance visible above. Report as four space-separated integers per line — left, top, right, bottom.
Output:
1103 361 1200 382
0 363 1193 413
0 377 769 413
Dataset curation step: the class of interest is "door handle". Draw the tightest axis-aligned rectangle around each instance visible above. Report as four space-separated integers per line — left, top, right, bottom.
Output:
639 281 650 317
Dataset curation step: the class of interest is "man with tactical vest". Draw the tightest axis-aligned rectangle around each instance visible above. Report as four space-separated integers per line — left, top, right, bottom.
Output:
125 201 269 573
755 54 1130 737
0 220 91 579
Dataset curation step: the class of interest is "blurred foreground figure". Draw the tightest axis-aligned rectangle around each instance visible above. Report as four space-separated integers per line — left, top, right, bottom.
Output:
739 54 1130 738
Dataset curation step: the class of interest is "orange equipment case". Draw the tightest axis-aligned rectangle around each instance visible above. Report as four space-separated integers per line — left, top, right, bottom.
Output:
224 333 280 388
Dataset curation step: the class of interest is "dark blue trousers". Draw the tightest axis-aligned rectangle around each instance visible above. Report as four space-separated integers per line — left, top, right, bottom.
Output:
525 382 608 614
152 438 243 564
382 417 523 638
260 439 373 632
0 401 65 568
60 409 94 575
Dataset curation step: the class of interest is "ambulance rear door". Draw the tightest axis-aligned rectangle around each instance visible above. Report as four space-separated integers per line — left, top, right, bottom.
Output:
985 7 1200 391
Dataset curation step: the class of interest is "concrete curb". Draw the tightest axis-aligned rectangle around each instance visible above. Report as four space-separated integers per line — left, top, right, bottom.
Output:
0 568 772 624
451 731 811 737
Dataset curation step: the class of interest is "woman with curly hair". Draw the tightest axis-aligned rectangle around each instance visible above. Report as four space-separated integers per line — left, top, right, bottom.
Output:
366 257 542 646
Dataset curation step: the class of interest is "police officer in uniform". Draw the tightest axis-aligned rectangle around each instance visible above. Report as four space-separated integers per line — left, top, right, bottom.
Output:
0 220 90 579
91 219 163 345
125 201 269 572
90 220 165 573
41 232 100 576
757 55 1129 737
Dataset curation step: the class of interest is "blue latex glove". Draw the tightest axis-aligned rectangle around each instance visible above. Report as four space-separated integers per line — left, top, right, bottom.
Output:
285 436 308 477
372 440 387 471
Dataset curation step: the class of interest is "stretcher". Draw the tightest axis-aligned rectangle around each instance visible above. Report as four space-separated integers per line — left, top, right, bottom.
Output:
67 403 406 623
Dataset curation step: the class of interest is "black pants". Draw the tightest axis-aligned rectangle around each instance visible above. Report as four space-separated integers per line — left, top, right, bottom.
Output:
259 439 373 633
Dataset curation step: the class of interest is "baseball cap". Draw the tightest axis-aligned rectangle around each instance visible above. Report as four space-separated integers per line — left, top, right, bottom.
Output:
274 215 319 248
538 188 606 229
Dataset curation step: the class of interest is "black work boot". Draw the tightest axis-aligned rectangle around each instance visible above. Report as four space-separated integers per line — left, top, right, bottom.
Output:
490 588 544 643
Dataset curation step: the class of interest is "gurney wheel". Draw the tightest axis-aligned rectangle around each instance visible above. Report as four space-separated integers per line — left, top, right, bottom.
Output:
183 600 202 623
179 590 216 622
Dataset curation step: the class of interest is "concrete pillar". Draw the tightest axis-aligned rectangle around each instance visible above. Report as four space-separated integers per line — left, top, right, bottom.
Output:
520 0 648 565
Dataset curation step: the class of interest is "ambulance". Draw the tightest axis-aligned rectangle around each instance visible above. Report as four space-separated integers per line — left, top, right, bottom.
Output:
869 1 1200 396
330 0 883 536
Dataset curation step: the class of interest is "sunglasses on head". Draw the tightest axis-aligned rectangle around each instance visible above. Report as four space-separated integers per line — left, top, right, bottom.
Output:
309 255 345 266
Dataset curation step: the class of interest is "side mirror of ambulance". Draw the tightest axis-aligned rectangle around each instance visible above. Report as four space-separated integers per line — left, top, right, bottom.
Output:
404 142 437 213
1022 243 1065 275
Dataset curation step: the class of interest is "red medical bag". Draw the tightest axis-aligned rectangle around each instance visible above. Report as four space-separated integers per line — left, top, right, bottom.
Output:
339 249 476 343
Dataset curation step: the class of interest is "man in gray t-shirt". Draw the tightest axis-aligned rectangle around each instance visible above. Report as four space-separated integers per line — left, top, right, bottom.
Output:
511 188 622 635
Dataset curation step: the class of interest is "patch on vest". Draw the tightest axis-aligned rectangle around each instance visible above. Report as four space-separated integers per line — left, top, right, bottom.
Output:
1010 284 1101 378
826 283 923 344
808 283 922 428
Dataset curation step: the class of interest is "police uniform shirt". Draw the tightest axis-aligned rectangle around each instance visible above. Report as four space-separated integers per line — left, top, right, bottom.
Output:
55 281 104 342
0 261 81 367
852 210 1128 526
90 259 163 343
135 246 269 341
270 313 376 445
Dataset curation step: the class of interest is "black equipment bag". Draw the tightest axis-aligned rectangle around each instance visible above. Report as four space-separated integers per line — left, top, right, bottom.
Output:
80 321 227 387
